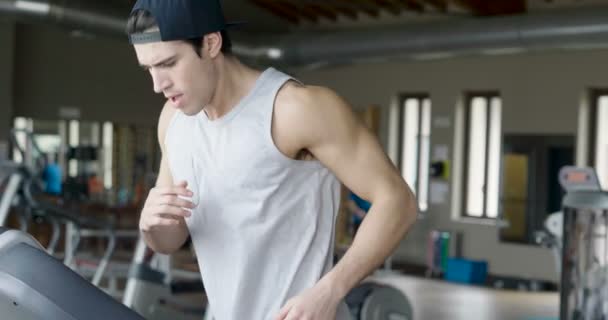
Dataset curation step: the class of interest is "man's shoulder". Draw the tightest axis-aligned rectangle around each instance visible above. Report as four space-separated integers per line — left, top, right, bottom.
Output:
158 100 177 149
274 82 343 121
159 100 178 127
273 81 353 147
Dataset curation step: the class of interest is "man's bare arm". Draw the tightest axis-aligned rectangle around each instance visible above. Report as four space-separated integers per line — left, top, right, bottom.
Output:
276 85 418 299
140 101 191 254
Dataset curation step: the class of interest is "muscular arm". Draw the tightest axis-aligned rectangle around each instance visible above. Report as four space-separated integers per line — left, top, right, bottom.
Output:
275 85 418 299
141 101 190 254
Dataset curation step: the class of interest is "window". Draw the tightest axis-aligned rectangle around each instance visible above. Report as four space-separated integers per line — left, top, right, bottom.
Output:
462 93 502 218
102 122 114 189
33 135 61 155
68 120 80 177
12 117 33 164
590 91 608 188
395 94 431 212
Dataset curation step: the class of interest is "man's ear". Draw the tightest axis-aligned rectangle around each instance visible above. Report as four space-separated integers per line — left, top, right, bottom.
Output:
204 32 222 58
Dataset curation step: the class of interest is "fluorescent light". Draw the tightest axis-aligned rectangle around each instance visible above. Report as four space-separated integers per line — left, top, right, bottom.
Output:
15 0 50 15
411 52 455 61
267 48 283 59
481 47 526 55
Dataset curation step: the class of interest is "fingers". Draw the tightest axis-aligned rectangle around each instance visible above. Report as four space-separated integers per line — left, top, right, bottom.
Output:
154 194 196 209
274 301 294 320
152 180 193 196
153 186 194 197
141 215 180 231
148 179 197 210
140 207 189 232
284 312 299 320
150 205 192 218
157 213 187 220
284 309 302 320
274 307 290 320
141 181 197 232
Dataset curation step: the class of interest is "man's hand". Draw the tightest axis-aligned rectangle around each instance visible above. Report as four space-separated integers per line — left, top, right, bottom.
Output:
140 180 195 232
274 281 341 320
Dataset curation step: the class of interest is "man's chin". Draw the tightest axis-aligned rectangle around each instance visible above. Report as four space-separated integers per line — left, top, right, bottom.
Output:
182 105 202 116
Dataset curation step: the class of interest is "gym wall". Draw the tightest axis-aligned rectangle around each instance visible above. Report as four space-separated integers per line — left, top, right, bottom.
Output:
12 24 164 125
294 49 608 283
0 20 15 143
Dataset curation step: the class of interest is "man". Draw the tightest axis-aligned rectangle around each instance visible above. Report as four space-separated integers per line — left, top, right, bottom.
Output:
128 1 417 319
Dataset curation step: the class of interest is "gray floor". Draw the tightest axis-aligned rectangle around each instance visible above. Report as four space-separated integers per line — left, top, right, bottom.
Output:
370 274 559 320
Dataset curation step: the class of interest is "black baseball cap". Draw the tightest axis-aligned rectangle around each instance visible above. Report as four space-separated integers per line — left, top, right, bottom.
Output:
128 0 244 44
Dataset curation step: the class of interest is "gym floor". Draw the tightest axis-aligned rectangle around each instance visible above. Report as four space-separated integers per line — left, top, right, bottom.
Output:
371 275 558 320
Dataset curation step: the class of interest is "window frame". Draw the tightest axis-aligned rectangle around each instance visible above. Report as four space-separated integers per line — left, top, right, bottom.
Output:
461 91 502 219
589 89 608 188
396 93 431 212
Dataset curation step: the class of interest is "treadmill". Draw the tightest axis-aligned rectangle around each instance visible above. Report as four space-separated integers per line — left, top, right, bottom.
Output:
0 227 143 320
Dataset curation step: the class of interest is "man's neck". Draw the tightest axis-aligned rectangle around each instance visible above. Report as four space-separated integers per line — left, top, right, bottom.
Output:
204 57 261 120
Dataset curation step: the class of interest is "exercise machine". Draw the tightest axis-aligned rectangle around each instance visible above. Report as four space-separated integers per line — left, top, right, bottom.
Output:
557 166 608 319
0 227 143 320
1 129 118 287
346 281 414 320
123 238 208 319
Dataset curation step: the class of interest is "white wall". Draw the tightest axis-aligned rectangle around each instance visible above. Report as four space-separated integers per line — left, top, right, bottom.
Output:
293 49 608 282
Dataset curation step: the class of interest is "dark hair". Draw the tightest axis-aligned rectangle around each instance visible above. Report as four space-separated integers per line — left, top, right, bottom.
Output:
126 9 233 57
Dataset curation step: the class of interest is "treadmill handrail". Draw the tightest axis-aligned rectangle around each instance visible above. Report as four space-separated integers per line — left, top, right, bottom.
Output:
9 128 46 171
0 229 44 254
0 272 79 320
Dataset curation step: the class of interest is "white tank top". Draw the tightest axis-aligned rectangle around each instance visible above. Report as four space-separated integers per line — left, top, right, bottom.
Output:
164 68 352 320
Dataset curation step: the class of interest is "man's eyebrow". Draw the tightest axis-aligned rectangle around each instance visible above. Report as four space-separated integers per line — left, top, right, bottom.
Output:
140 55 176 69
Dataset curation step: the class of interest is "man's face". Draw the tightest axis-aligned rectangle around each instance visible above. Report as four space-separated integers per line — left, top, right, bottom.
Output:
134 39 217 116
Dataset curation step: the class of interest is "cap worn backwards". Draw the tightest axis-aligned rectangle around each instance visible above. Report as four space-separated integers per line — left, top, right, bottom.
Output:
129 0 244 44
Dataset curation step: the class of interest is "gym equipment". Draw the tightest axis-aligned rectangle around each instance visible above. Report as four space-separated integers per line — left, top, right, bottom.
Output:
123 238 207 320
0 161 117 286
0 163 23 227
346 282 414 320
535 211 563 274
1 129 118 287
558 166 608 320
0 227 144 320
1 158 58 242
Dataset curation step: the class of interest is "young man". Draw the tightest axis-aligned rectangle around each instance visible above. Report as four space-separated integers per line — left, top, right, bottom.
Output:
128 1 417 319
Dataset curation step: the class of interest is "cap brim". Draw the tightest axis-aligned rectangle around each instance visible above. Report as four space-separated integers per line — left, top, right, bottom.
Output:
129 31 162 44
129 21 247 45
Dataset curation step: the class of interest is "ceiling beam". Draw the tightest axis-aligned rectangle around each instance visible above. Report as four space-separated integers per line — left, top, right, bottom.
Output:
393 0 425 13
421 0 448 12
305 3 339 21
453 0 526 16
279 1 318 22
251 0 301 24
370 0 403 15
333 5 359 20
334 0 381 18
